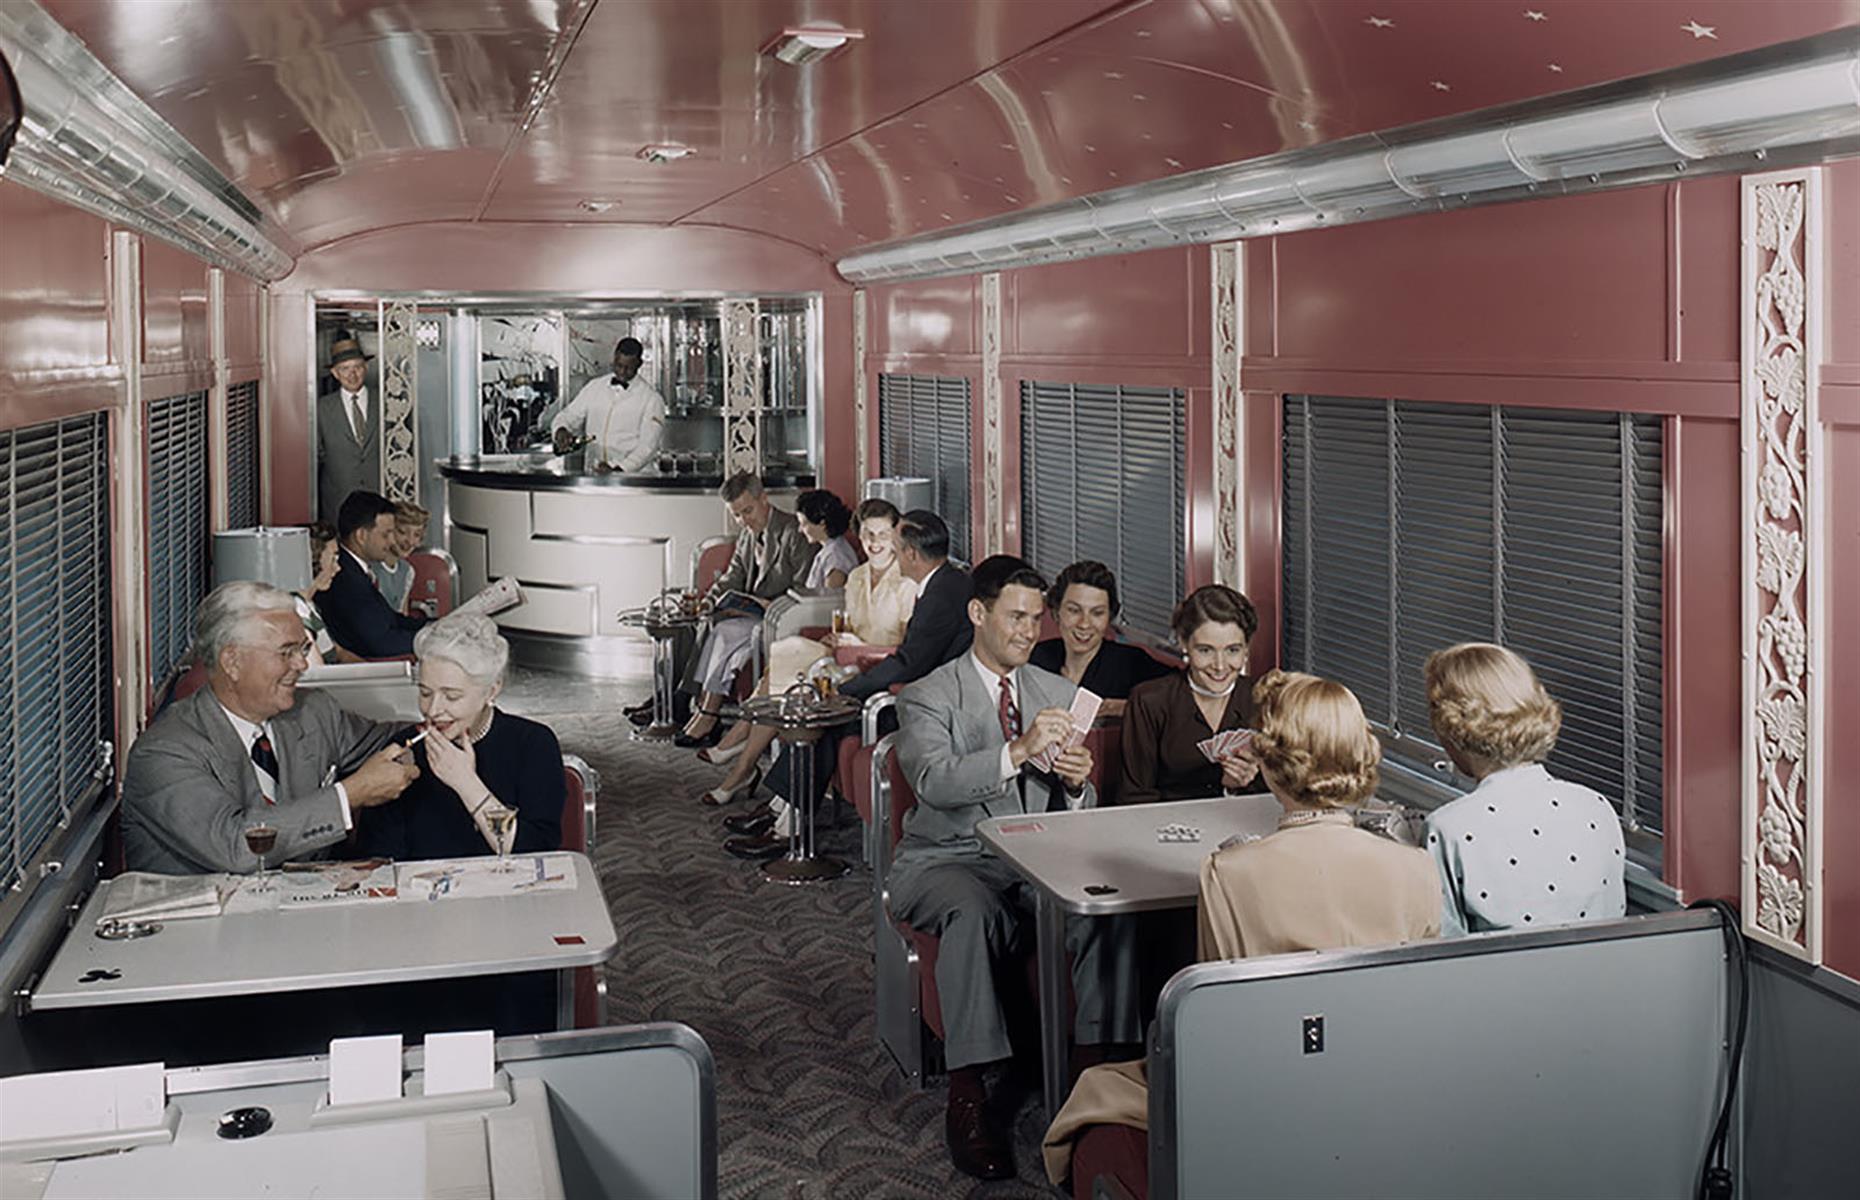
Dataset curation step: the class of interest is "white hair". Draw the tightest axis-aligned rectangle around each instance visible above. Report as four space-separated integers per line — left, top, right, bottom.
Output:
413 612 510 685
194 581 299 669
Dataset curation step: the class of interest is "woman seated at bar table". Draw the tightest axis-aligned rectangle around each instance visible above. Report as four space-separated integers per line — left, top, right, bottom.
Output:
357 612 563 859
697 498 916 805
1118 585 1262 805
1041 671 1440 1194
1027 561 1172 719
1422 642 1627 936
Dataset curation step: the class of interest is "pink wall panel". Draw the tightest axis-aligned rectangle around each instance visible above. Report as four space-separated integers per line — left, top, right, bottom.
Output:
0 182 113 411
223 272 264 371
266 291 313 524
1241 390 1282 674
1823 411 1860 979
819 292 857 507
870 277 979 359
1006 247 1206 364
1261 186 1671 369
1826 161 1860 370
139 237 210 373
1673 177 1739 365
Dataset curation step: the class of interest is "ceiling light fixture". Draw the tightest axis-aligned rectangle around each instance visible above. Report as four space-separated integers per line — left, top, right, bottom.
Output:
765 27 863 67
637 143 694 164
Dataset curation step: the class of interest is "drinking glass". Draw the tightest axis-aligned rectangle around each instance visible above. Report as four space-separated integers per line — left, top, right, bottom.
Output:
485 808 519 873
244 823 278 892
830 609 847 637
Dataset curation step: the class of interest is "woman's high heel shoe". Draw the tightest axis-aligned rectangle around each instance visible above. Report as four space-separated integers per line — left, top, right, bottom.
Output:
698 765 763 808
697 740 745 766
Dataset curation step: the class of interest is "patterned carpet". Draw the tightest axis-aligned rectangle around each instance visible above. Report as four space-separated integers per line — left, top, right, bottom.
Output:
540 709 1064 1200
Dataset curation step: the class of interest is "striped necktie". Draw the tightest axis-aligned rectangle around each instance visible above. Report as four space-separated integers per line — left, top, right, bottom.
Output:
250 730 279 805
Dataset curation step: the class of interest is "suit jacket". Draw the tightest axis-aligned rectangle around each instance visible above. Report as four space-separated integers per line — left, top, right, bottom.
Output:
317 549 428 658
709 506 817 602
122 687 400 874
894 655 1093 856
842 563 973 701
316 387 382 521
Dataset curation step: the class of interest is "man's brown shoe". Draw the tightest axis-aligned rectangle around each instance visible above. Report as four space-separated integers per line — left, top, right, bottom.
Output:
945 1093 1014 1181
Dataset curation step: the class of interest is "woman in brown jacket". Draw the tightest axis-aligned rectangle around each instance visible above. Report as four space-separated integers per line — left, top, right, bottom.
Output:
1042 670 1440 1193
1118 585 1262 805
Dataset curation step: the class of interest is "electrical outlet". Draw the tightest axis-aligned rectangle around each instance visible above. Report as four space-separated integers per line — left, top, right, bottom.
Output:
1302 1014 1324 1054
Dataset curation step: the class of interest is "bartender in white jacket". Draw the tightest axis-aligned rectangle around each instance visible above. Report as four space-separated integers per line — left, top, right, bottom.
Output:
551 336 667 472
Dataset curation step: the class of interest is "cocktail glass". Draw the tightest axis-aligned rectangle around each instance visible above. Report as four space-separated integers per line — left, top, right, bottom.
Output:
244 823 278 892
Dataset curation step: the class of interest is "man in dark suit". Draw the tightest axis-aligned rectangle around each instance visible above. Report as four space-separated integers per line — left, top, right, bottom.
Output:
315 332 381 521
890 556 1140 1180
317 491 430 658
123 581 418 874
723 510 972 857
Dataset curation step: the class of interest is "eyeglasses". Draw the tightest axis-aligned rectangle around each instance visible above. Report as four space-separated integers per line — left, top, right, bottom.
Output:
250 640 314 664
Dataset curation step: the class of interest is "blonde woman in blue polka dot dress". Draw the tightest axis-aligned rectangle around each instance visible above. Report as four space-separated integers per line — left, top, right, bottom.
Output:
1422 643 1627 938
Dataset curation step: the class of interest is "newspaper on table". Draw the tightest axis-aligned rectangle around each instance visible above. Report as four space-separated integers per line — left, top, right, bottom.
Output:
397 854 577 902
1027 687 1102 774
455 575 524 619
98 872 232 924
273 859 399 908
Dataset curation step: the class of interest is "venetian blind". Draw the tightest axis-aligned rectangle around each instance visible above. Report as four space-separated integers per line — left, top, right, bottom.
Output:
0 413 112 890
148 390 210 691
1282 395 1664 857
1020 381 1186 639
226 378 261 530
877 373 972 561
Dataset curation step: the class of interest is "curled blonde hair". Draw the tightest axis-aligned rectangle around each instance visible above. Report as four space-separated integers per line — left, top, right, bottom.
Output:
1424 642 1561 775
1250 670 1381 808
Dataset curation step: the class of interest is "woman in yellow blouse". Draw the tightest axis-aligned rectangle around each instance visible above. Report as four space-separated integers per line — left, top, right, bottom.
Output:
696 498 916 804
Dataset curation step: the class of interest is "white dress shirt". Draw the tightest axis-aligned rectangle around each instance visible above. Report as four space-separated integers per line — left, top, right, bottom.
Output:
217 701 353 829
551 375 667 471
969 653 1085 811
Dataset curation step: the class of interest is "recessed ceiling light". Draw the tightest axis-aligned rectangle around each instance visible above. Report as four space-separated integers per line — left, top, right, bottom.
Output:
765 26 863 66
637 143 695 164
578 198 619 213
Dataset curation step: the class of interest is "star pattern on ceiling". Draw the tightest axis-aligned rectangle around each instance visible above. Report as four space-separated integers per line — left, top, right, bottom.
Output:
1525 9 1547 20
1547 62 1563 72
1682 20 1719 39
1431 80 1452 92
1365 16 1396 29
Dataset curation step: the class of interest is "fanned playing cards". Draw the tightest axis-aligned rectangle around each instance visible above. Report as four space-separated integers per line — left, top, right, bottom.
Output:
1195 728 1254 763
1027 688 1101 774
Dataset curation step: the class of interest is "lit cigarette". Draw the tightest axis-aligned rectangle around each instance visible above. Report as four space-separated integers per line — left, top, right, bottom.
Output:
403 728 432 747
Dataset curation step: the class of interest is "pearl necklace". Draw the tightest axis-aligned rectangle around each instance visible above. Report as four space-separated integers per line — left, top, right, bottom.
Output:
467 708 496 744
1186 674 1236 699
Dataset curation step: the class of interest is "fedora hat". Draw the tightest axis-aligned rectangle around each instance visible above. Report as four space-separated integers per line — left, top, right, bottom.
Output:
327 332 372 367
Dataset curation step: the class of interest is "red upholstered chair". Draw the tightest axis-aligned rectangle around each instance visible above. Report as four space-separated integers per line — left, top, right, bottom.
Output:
170 661 209 704
1072 1124 1148 1200
1083 719 1126 807
690 535 736 594
405 547 458 618
561 755 606 1029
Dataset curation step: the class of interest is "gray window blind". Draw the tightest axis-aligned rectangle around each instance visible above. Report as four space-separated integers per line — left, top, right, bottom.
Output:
1020 381 1186 639
227 378 260 530
148 390 210 691
877 373 972 561
1 413 112 890
1282 395 1663 856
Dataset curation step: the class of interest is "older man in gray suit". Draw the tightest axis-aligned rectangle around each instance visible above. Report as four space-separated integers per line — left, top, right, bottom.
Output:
315 331 380 520
123 581 419 875
892 555 1140 1181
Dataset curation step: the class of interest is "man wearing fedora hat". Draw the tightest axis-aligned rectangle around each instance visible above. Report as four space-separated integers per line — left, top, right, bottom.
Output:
316 331 381 519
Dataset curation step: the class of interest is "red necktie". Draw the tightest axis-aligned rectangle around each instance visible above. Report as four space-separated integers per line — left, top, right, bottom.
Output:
998 676 1021 743
251 732 280 805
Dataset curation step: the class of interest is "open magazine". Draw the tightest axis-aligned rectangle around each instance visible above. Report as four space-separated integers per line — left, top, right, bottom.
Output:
709 590 767 619
455 575 523 619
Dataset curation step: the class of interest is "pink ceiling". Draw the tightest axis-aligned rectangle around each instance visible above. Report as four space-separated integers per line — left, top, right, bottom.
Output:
37 0 1860 259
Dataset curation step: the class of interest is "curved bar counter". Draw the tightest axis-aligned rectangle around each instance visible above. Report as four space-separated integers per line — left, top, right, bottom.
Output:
440 456 809 676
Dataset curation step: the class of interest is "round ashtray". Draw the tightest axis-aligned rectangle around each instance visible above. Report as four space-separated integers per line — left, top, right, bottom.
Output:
94 918 163 941
216 1106 273 1140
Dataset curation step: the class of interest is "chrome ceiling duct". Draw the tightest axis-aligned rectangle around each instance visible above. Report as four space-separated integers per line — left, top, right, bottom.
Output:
0 1 295 280
838 27 1860 284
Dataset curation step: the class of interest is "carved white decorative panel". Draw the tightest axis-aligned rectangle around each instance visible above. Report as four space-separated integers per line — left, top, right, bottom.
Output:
981 272 1004 557
1212 244 1242 590
1740 169 1824 963
721 298 762 479
380 300 420 503
853 291 869 486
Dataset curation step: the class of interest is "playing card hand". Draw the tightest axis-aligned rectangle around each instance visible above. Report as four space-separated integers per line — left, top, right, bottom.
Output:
1053 744 1093 790
1220 749 1260 790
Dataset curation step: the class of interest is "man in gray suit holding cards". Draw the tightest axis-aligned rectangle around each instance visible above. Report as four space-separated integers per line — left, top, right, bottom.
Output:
123 581 419 875
891 556 1140 1181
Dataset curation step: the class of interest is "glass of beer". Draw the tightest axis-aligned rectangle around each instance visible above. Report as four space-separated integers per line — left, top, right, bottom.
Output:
830 609 847 637
244 822 278 892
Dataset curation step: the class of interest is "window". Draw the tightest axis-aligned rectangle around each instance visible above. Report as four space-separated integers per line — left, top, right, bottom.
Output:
877 373 972 561
148 390 210 691
1020 381 1187 639
1281 395 1663 861
0 413 113 891
226 378 261 530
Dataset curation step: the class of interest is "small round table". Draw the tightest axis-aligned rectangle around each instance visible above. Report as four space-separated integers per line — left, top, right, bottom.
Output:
739 688 864 884
618 598 705 741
